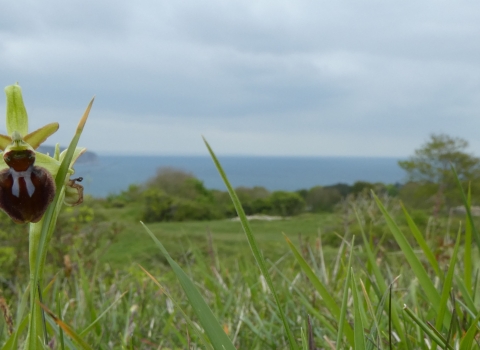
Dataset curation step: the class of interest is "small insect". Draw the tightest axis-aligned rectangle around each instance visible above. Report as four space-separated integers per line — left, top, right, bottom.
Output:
0 148 55 223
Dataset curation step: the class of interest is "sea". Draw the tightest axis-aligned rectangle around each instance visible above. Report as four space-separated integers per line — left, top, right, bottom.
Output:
73 155 407 198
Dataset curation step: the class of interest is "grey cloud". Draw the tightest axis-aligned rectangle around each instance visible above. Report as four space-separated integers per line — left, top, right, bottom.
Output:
0 1 480 155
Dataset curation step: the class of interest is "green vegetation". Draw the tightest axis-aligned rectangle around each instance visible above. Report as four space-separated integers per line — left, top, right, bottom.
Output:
2 133 480 349
104 167 400 224
399 133 480 211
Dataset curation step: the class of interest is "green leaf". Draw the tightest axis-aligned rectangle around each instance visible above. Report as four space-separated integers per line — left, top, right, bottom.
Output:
204 137 299 350
4 84 28 137
141 223 236 350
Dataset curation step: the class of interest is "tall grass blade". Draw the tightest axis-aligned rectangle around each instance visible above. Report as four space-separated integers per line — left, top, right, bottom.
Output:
284 234 355 345
351 269 366 349
138 264 211 347
39 302 92 350
204 138 299 350
56 294 65 350
459 311 480 349
435 228 462 331
464 184 473 292
356 208 406 347
1 316 28 350
401 203 441 278
307 316 315 350
141 222 236 350
373 193 442 312
403 306 453 350
79 292 127 336
336 237 354 350
301 325 308 350
451 165 480 251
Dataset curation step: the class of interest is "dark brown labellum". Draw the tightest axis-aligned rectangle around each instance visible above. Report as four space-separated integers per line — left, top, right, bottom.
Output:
0 150 55 223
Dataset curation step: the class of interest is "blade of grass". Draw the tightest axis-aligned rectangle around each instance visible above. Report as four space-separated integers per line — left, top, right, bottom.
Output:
459 311 480 349
351 269 366 349
356 208 406 347
403 306 453 350
401 203 441 278
141 223 236 350
56 293 65 350
79 292 127 336
464 184 472 293
204 138 299 350
336 237 354 350
284 234 355 345
138 264 212 348
39 302 92 350
435 227 461 331
373 193 442 313
451 165 480 252
1 316 28 350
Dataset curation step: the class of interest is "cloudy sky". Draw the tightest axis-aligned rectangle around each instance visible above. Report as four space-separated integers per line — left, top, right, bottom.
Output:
0 1 479 157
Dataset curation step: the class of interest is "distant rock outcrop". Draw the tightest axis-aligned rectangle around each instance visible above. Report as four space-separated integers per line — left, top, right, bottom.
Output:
36 145 98 164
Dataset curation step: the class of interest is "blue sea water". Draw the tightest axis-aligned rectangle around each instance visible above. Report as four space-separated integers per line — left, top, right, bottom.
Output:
74 155 406 198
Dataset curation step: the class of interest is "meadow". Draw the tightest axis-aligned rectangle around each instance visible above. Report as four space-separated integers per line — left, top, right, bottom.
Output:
1 147 479 349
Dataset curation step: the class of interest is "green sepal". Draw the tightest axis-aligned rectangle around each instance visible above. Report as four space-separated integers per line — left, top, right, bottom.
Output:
5 84 28 137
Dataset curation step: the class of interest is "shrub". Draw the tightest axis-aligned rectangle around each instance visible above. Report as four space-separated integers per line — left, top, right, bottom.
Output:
305 186 342 212
269 191 306 217
141 188 175 222
170 199 222 221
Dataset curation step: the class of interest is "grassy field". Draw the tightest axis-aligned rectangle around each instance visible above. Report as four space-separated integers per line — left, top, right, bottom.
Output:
101 208 340 269
1 188 480 349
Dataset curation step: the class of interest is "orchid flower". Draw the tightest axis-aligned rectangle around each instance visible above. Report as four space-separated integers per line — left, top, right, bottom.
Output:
0 84 84 223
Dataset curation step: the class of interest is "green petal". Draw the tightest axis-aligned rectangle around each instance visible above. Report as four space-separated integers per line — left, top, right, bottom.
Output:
5 84 28 137
35 152 61 177
24 122 59 149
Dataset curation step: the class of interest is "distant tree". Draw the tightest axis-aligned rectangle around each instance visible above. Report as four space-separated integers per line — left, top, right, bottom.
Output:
398 134 480 209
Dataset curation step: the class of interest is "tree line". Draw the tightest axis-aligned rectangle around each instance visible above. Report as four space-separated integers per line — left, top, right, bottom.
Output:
102 133 480 223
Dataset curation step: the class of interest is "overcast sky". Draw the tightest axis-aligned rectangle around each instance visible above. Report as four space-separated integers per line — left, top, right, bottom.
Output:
0 1 479 157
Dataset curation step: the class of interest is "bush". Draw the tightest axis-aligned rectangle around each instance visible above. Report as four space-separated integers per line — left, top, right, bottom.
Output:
170 199 222 221
141 188 175 222
269 191 306 217
305 186 342 212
